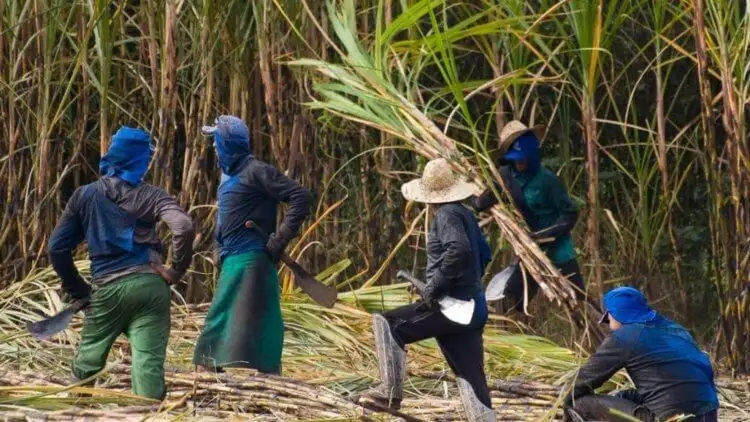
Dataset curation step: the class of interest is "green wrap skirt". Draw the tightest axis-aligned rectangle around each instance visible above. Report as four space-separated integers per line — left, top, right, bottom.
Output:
193 251 283 373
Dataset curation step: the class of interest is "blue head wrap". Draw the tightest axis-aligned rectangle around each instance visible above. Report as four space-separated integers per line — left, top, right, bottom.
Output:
201 115 252 176
600 286 658 325
99 126 153 185
503 132 541 174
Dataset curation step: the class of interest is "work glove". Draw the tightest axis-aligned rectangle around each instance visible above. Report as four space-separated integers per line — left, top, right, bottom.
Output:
421 282 440 307
265 224 296 262
150 263 184 285
265 233 288 263
421 272 449 307
62 277 92 303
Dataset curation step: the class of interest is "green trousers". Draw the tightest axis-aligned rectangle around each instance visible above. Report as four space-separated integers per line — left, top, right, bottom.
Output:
193 251 284 373
72 273 170 400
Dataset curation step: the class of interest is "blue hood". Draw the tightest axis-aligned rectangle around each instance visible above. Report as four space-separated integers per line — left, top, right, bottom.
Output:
600 286 658 325
203 115 252 176
503 133 541 174
99 126 153 186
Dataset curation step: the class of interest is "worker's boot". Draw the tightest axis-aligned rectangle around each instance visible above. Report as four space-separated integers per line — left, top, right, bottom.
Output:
562 407 585 422
457 377 496 422
356 314 406 410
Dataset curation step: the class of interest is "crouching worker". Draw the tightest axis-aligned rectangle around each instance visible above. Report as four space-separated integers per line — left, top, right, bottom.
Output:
193 116 312 374
48 127 195 400
564 287 719 422
473 121 585 312
359 158 496 422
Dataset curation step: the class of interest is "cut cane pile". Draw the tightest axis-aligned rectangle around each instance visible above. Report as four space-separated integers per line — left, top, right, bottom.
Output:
0 365 567 421
0 262 591 420
1 264 748 420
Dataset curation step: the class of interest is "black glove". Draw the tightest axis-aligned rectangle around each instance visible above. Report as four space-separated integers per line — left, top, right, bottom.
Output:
421 282 440 306
421 272 450 306
265 224 296 262
62 277 92 303
265 232 287 261
150 263 184 285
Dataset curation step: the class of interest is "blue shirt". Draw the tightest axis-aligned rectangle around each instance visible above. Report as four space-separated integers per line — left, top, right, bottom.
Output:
569 315 719 419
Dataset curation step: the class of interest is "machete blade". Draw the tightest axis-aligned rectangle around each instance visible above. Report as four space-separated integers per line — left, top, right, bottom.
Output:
26 298 90 340
285 259 338 308
26 308 77 340
485 259 521 302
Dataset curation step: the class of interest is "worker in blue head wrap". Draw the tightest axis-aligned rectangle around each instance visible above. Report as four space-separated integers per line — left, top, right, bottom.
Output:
47 125 195 400
564 286 719 422
99 126 154 185
473 120 585 316
193 115 312 374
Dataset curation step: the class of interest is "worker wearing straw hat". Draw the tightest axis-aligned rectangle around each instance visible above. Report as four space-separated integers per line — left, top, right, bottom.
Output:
358 158 496 422
48 126 195 400
564 287 718 422
194 115 312 375
474 120 585 312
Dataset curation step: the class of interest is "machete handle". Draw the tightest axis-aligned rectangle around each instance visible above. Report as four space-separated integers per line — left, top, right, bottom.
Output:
245 220 338 308
244 220 296 267
71 296 91 312
396 270 427 293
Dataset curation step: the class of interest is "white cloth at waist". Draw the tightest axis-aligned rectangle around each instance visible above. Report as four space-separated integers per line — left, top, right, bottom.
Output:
438 296 475 325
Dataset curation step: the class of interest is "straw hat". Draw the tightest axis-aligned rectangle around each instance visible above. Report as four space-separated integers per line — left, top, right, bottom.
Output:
401 158 477 204
498 120 545 155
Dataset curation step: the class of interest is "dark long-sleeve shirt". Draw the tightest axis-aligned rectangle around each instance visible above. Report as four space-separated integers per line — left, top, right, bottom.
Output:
48 177 194 297
216 158 312 258
425 203 491 301
567 316 719 419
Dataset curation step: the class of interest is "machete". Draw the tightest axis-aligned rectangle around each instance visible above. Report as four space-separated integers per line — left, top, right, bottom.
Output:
484 236 555 302
396 270 426 293
27 297 90 340
245 220 337 308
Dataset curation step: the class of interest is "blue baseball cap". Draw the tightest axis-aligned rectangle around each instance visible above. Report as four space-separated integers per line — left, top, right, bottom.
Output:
599 286 657 324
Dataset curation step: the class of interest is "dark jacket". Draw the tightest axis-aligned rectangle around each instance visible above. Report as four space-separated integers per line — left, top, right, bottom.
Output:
425 203 491 301
48 177 195 299
567 315 719 419
216 158 312 259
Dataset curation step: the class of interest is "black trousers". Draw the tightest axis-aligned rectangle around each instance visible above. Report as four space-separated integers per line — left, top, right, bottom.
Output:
381 302 492 408
504 259 587 312
567 391 718 422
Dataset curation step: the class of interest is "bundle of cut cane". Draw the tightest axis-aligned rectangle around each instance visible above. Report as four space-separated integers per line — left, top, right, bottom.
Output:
291 0 606 342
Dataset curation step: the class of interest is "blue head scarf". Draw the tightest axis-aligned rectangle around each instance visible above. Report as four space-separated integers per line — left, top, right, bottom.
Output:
99 126 153 186
503 132 542 174
599 286 658 325
201 115 252 176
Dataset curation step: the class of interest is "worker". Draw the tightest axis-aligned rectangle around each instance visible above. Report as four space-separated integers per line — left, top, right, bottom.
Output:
564 287 719 422
473 120 584 312
48 126 195 400
358 158 496 422
194 115 312 375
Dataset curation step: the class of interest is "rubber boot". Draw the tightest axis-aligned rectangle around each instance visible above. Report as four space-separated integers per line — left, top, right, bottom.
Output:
457 377 496 422
356 314 406 410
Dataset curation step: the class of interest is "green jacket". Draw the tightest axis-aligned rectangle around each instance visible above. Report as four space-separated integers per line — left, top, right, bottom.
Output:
512 167 577 264
474 166 578 264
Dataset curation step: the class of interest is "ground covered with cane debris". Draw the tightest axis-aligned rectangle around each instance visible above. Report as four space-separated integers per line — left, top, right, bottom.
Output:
0 269 748 421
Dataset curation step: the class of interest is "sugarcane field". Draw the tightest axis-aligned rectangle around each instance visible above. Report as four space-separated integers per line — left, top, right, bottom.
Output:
1 0 750 421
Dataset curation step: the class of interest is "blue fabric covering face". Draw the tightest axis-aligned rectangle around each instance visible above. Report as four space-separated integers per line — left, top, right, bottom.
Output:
99 127 153 186
504 133 541 174
207 115 252 176
602 286 657 324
